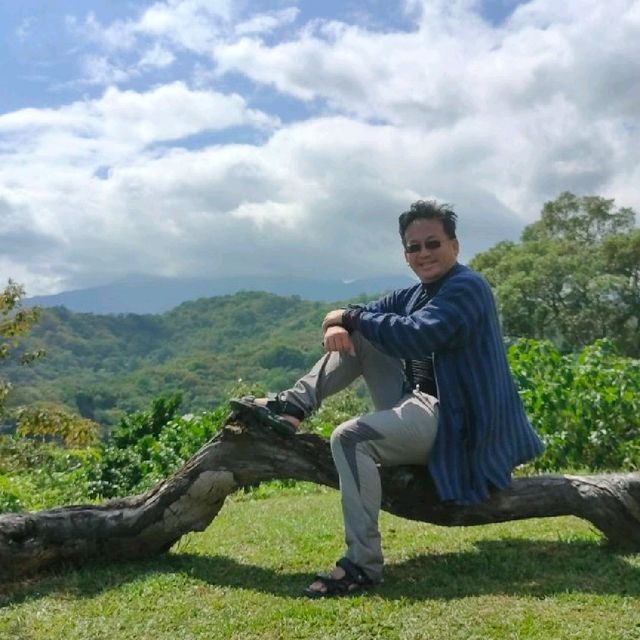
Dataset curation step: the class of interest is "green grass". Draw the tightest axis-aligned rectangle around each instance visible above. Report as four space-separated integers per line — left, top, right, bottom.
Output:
2 489 640 640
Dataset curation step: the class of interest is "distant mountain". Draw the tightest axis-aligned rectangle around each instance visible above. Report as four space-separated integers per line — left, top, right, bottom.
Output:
26 274 417 314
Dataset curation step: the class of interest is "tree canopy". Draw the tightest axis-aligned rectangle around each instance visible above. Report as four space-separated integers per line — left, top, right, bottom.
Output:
471 192 640 356
0 281 43 415
2 291 330 425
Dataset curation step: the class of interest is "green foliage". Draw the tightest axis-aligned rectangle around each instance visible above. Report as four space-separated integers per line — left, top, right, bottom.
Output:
258 344 310 369
472 192 640 356
3 291 328 425
0 435 100 512
509 338 640 471
0 280 44 414
0 474 23 512
154 408 230 473
522 191 635 243
88 394 228 498
110 393 184 448
16 404 100 447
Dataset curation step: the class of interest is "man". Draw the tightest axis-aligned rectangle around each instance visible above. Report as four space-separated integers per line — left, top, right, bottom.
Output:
231 200 544 598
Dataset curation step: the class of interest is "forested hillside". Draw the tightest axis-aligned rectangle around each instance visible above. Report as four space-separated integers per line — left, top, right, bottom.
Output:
4 291 344 426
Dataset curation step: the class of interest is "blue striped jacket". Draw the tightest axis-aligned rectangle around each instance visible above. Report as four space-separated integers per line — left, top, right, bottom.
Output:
351 263 544 504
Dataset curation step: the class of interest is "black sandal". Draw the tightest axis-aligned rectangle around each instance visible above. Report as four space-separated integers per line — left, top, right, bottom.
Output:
303 557 376 599
229 393 304 437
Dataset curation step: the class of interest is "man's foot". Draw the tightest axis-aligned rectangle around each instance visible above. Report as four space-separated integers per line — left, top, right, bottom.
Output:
252 397 301 429
303 558 376 599
229 394 303 436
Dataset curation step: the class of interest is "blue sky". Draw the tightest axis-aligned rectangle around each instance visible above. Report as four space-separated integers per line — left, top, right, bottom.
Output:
1 0 638 294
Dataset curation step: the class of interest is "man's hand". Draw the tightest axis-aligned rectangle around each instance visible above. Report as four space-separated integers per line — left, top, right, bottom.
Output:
323 325 355 355
322 309 345 333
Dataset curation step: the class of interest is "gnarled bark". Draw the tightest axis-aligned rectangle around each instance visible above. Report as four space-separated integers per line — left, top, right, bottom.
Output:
1 415 640 581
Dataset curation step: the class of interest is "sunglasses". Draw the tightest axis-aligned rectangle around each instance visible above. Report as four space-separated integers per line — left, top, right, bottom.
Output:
404 239 443 253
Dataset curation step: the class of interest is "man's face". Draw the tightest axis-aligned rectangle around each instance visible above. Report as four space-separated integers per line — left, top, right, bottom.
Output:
403 218 459 283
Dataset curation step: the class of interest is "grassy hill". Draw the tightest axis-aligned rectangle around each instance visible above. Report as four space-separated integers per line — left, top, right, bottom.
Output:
5 291 356 426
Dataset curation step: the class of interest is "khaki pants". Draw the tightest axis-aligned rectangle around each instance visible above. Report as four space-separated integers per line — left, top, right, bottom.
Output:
282 332 439 582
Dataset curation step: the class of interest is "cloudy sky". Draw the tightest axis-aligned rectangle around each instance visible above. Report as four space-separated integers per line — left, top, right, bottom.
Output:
1 0 639 295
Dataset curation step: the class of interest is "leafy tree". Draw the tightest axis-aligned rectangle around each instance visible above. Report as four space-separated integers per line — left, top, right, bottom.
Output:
471 192 639 355
16 404 99 447
0 280 44 415
110 393 183 448
521 191 635 243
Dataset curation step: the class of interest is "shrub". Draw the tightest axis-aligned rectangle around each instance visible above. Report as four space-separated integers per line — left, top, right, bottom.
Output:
88 394 228 498
0 474 23 512
508 338 640 471
16 404 100 447
0 435 99 512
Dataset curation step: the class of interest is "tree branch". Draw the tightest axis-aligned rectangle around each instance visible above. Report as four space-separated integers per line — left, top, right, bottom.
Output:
2 414 639 581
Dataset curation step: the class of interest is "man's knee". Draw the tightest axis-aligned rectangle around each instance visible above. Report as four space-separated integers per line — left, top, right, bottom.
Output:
329 419 355 454
330 417 383 457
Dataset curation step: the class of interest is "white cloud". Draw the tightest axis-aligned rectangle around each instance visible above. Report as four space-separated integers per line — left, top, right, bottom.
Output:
66 0 235 85
73 0 233 54
3 0 640 295
231 200 303 228
15 17 34 41
81 54 135 85
212 0 640 217
0 80 281 293
134 0 233 52
0 113 524 294
0 81 278 166
214 0 640 128
139 44 176 69
235 7 299 36
68 2 303 87
213 19 494 125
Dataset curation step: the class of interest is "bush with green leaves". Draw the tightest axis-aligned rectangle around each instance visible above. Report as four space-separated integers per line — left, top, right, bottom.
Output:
0 473 23 512
508 338 640 471
88 393 228 498
0 435 99 512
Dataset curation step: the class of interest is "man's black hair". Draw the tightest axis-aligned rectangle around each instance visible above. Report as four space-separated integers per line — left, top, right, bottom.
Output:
398 200 457 242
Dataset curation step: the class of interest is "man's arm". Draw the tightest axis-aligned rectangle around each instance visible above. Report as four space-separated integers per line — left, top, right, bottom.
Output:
325 275 489 359
321 287 407 334
320 290 398 354
359 278 487 358
321 286 419 354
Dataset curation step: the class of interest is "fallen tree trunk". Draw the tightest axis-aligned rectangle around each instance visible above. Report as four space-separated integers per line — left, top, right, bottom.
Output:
2 414 640 581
